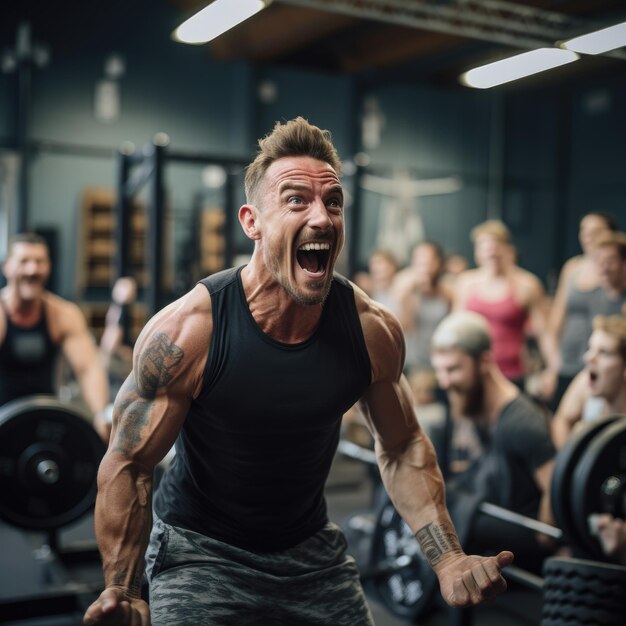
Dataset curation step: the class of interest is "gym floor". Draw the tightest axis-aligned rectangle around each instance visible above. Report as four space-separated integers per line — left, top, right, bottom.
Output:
0 453 544 626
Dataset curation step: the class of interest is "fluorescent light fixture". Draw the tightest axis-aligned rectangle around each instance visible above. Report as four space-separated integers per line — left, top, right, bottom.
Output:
173 0 272 45
561 21 626 55
461 48 579 89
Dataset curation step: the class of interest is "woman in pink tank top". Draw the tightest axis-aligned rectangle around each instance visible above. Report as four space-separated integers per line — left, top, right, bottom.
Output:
454 220 555 388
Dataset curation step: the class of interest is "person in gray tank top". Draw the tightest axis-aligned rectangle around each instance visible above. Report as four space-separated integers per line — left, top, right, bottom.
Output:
543 211 618 410
84 118 512 626
394 240 452 374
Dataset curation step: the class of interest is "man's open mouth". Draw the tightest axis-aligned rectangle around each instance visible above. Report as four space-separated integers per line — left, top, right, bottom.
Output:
296 242 331 276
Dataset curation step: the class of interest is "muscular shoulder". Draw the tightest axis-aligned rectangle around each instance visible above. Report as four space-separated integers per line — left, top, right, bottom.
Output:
44 292 90 339
352 282 404 383
133 284 212 399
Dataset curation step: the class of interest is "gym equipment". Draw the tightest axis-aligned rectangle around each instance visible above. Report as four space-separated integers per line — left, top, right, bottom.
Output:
0 395 106 532
0 395 106 622
541 556 626 626
366 498 438 620
550 414 622 553
338 414 626 621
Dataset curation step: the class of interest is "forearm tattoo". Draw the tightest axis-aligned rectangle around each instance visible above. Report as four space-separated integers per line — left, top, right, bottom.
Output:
112 567 144 598
112 332 184 454
415 521 462 567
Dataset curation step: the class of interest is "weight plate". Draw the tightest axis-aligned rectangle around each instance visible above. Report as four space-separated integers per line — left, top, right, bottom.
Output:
0 395 106 530
550 415 621 549
368 499 438 621
571 417 626 560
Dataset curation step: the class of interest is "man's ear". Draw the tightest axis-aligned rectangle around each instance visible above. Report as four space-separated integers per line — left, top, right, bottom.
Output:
238 204 261 241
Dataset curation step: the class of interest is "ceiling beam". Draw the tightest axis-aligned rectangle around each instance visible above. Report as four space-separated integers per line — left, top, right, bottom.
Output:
276 0 626 59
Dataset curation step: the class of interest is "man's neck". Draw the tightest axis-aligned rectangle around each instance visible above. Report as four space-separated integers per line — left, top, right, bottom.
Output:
1 288 43 322
482 371 520 424
607 382 626 414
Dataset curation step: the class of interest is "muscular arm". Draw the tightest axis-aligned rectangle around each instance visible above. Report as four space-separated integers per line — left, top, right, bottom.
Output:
354 288 512 606
358 305 461 565
85 287 210 625
58 302 110 437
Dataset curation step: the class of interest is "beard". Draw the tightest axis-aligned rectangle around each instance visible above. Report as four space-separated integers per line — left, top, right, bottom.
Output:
447 380 484 419
266 251 332 306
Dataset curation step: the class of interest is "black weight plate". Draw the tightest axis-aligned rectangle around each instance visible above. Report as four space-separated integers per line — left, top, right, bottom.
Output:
550 415 621 549
368 499 438 621
0 395 106 530
571 417 626 560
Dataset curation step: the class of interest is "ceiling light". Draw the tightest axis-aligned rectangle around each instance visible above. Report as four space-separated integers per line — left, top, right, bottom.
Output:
561 21 626 55
173 0 272 45
460 48 579 89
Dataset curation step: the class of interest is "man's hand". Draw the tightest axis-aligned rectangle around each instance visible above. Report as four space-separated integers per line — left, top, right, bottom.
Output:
435 551 514 608
590 513 626 565
83 588 150 626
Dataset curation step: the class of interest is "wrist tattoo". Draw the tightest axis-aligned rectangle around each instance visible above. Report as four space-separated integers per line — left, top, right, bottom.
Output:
415 521 461 566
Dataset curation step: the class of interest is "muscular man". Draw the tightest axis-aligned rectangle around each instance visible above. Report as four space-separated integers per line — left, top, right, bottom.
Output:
83 118 512 626
430 312 556 568
551 307 626 449
0 233 110 440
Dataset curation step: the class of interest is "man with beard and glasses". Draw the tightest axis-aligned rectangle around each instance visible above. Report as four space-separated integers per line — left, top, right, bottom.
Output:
83 118 512 626
0 232 110 440
430 311 556 573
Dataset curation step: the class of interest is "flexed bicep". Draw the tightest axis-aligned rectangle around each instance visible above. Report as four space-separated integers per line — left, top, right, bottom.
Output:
111 330 190 465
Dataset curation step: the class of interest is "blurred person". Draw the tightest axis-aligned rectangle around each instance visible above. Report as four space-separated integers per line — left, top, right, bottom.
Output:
455 220 555 389
431 311 556 524
430 312 557 572
0 232 110 440
589 230 626 319
100 276 138 402
551 306 626 449
441 251 469 290
352 248 400 314
394 240 452 375
408 368 446 434
543 212 618 409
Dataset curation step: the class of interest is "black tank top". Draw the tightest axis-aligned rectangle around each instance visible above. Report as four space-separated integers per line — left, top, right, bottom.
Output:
154 267 372 551
0 300 60 405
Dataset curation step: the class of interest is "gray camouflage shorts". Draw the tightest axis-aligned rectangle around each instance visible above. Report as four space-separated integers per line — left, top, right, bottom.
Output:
145 516 375 625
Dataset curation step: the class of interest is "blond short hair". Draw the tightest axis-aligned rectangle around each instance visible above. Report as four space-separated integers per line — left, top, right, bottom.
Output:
431 311 491 358
470 219 511 244
593 304 626 360
593 231 626 261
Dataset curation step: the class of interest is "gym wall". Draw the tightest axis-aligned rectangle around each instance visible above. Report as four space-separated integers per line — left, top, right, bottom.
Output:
0 1 625 300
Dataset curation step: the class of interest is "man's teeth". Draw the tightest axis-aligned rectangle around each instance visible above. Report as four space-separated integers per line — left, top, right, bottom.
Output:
299 243 330 251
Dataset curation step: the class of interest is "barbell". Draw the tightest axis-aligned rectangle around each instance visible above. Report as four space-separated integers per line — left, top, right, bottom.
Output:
338 413 626 622
0 395 106 531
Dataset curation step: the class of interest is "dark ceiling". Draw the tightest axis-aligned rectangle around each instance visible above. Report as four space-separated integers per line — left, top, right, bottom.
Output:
2 0 626 89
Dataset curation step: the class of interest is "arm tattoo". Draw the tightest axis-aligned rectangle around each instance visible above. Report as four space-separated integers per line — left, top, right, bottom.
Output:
415 521 462 567
136 332 184 398
112 332 184 453
112 567 144 598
